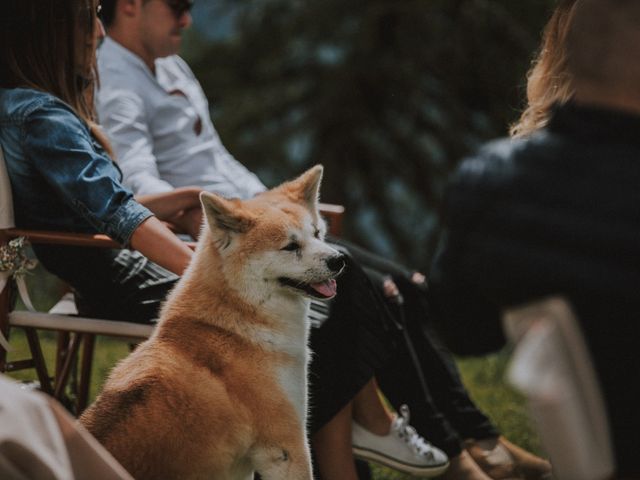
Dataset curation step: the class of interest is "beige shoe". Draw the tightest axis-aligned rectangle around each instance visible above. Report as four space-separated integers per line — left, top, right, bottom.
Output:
464 437 552 480
439 451 493 480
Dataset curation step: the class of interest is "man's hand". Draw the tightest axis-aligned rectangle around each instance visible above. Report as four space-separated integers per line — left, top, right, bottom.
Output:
169 207 203 240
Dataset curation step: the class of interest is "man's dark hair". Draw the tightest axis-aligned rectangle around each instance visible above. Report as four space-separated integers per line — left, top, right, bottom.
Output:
101 0 117 28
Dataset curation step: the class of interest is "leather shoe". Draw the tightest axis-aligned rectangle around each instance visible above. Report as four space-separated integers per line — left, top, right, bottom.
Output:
464 436 552 480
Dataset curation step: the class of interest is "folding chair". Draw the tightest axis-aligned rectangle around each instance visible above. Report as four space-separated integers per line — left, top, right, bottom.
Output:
1 148 159 413
1 146 344 415
502 297 615 480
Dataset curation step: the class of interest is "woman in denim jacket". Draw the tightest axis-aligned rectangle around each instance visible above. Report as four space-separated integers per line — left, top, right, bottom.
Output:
0 1 202 319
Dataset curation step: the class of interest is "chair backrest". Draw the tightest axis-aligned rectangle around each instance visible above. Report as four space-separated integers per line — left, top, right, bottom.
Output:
1 145 152 411
0 146 14 231
502 297 615 480
1 146 15 297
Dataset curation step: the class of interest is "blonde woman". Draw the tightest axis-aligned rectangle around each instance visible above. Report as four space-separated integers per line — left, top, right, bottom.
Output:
431 0 640 476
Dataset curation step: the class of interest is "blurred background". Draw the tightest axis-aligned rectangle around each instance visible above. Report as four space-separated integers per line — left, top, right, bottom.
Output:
180 0 555 271
8 3 562 477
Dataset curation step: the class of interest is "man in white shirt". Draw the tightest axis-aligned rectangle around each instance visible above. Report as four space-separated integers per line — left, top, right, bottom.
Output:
98 36 265 200
97 2 264 199
95 2 551 479
96 2 264 239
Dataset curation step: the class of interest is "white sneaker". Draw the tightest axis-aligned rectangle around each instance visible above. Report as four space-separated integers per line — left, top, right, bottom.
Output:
352 405 450 477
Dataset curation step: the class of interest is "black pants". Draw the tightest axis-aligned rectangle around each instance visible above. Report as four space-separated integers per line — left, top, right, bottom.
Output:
334 239 500 457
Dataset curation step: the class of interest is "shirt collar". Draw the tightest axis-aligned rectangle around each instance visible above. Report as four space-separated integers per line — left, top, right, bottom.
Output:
100 36 158 84
100 37 188 96
548 101 640 146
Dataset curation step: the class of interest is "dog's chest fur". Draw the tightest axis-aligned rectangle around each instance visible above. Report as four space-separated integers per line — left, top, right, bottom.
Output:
255 297 312 422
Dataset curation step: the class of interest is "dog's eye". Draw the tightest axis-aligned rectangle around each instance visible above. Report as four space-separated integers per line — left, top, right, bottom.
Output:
282 241 301 252
314 229 321 239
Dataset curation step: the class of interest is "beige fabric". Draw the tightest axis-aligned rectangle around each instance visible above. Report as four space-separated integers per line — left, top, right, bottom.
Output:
1 147 14 350
48 293 81 315
0 375 133 480
9 310 154 339
0 325 10 352
1 147 14 297
0 147 14 231
503 297 615 480
0 272 9 311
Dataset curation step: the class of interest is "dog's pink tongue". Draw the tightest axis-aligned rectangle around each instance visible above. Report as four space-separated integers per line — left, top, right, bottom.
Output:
311 279 337 298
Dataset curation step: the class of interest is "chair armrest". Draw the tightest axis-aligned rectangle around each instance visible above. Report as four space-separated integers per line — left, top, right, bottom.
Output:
1 228 196 250
0 206 342 250
318 203 345 237
3 228 119 248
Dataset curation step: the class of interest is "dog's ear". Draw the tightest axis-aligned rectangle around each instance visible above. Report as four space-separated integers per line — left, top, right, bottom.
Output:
200 192 254 246
279 165 323 212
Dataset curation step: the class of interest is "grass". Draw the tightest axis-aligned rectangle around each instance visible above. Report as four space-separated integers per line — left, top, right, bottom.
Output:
369 351 543 479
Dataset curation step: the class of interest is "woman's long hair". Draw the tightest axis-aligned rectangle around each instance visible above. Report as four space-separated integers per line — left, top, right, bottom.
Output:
0 0 111 150
510 0 580 137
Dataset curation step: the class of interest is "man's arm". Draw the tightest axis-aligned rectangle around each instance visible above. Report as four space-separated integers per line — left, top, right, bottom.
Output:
136 187 204 239
135 187 202 221
98 89 174 195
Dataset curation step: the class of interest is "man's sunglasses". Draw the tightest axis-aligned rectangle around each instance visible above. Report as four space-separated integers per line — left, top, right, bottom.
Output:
166 0 194 19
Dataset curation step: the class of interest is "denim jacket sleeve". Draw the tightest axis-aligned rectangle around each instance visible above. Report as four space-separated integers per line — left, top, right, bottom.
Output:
22 98 153 246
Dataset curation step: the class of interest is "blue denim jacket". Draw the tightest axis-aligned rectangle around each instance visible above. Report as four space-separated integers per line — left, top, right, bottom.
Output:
0 87 152 245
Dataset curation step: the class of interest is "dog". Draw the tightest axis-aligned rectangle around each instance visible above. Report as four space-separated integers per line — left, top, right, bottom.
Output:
80 165 344 480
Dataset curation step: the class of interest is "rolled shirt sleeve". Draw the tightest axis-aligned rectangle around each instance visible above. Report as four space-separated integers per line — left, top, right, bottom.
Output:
97 89 175 195
22 99 153 245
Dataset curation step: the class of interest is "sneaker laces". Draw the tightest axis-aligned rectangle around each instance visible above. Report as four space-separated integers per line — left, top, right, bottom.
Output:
392 405 436 460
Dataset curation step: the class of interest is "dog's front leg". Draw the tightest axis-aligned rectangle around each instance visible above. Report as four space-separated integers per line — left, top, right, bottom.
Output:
251 438 313 480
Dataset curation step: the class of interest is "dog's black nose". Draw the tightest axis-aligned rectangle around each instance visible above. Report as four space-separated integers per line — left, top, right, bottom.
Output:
326 254 346 274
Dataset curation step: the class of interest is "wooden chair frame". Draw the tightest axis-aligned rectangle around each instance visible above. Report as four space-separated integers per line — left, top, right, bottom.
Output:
0 229 155 413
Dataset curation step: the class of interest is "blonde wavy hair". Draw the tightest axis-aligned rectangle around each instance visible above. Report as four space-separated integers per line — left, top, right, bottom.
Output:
510 0 580 138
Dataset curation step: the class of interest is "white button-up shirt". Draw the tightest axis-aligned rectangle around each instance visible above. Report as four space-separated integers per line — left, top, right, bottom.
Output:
97 37 266 199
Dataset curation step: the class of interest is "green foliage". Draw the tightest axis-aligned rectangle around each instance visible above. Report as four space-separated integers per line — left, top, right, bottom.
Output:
457 350 542 455
188 0 556 268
